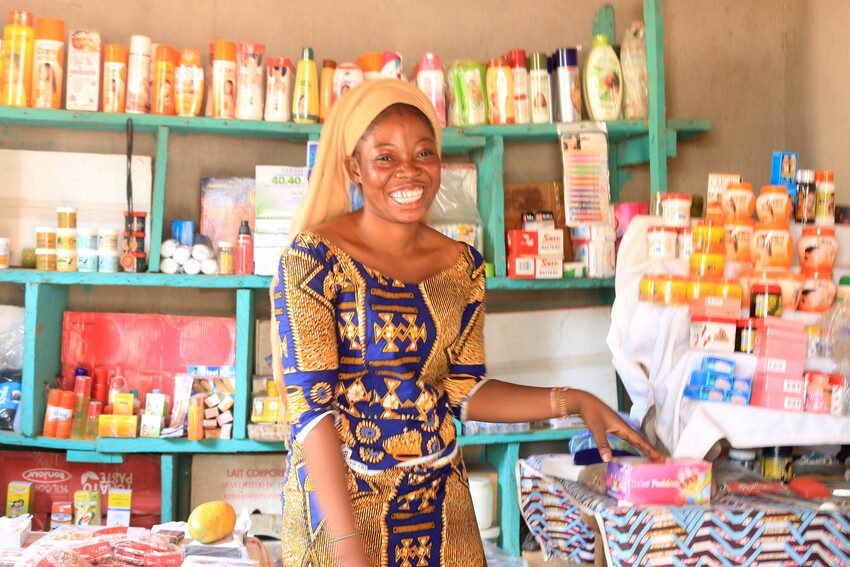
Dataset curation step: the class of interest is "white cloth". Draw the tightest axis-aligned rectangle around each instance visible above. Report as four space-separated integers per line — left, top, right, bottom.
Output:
606 215 850 457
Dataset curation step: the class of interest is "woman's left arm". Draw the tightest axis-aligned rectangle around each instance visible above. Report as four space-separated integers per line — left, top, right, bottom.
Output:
463 380 660 461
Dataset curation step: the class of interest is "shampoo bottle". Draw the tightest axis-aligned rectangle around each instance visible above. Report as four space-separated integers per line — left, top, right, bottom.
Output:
414 52 446 127
292 47 318 124
264 57 292 122
1 9 34 107
584 34 622 121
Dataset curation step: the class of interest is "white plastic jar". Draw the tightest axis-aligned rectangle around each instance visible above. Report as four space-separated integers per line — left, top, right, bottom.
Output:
661 192 692 227
647 225 678 259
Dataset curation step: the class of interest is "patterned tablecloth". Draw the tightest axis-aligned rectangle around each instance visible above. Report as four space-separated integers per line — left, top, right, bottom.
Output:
518 456 850 566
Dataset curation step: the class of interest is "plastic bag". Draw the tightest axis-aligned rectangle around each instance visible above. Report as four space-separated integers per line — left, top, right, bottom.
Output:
568 412 641 454
0 325 24 370
428 176 483 252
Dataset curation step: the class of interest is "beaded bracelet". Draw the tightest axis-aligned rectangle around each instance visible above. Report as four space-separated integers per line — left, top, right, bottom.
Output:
549 386 571 417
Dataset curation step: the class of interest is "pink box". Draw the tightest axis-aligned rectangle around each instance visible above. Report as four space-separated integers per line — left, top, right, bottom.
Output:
507 255 563 279
606 457 712 505
760 316 806 334
752 373 806 396
750 389 804 412
690 297 742 320
506 229 564 258
755 352 804 379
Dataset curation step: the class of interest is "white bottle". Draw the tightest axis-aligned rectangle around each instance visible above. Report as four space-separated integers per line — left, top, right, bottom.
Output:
264 57 293 122
584 34 623 121
125 35 151 114
527 52 551 124
507 49 529 124
414 53 446 127
554 48 581 123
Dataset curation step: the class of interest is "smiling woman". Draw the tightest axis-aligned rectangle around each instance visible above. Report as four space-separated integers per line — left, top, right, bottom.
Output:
270 79 658 567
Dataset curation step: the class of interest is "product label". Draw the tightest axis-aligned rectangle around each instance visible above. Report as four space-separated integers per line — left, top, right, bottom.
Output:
175 65 204 117
782 379 801 394
816 185 835 224
212 60 237 118
529 70 551 124
557 67 581 122
0 382 21 410
586 50 621 120
265 65 292 122
66 30 102 112
32 40 64 109
785 397 802 410
766 358 787 374
125 53 151 113
511 68 530 124
47 406 73 422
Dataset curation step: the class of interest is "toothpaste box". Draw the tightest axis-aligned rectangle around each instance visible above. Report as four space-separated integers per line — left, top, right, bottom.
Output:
607 457 712 505
506 229 564 258
5 481 33 518
106 489 132 527
507 255 563 279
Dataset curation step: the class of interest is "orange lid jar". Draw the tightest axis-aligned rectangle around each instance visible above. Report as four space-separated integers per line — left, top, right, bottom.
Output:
722 182 755 222
751 223 793 269
756 185 793 224
798 226 838 271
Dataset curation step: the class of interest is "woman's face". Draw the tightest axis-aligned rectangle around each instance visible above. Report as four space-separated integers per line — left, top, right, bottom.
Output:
346 108 440 226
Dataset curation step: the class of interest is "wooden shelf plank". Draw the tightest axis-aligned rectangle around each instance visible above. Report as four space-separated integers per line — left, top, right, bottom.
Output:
458 427 580 446
96 436 285 453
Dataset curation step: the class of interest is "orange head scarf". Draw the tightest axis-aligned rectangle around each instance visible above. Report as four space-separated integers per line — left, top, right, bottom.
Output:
290 78 442 234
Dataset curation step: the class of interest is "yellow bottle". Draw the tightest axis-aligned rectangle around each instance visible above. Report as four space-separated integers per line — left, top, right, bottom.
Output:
292 47 318 124
319 59 336 123
31 18 64 109
1 10 35 107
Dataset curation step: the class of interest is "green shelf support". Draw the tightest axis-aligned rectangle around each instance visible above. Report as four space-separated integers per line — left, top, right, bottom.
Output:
161 454 177 523
592 4 616 40
645 0 669 203
473 135 506 276
234 289 255 440
22 283 68 436
66 450 124 464
148 126 169 272
485 442 521 556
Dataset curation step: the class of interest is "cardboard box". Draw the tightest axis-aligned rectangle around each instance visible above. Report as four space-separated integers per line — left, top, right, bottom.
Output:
607 458 711 505
74 490 102 525
65 30 102 111
752 373 805 396
255 166 309 221
0 515 31 549
750 389 804 412
507 255 562 279
251 396 282 423
191 454 287 515
50 502 73 529
0 449 161 531
139 414 163 438
255 319 273 376
199 177 255 256
5 481 33 518
506 229 565 258
98 414 138 438
106 489 132 527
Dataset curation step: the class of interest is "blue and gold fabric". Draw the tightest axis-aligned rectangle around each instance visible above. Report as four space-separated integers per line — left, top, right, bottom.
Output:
272 231 487 566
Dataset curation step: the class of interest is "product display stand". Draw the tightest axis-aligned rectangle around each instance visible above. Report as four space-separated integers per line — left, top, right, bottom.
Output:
0 0 709 555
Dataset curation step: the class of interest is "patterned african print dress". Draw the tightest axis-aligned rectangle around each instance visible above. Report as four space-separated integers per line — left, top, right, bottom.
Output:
272 231 488 567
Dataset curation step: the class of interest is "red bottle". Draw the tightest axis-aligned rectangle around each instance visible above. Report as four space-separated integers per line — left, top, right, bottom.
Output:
235 220 254 275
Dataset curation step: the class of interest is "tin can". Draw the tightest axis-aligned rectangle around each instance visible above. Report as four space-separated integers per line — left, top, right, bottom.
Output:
77 249 98 272
97 228 119 252
36 227 57 249
56 228 77 251
120 251 147 273
750 283 782 318
76 228 96 250
124 211 147 233
57 206 77 229
98 251 119 273
761 446 793 482
171 220 194 246
122 231 146 253
36 248 57 271
56 249 77 272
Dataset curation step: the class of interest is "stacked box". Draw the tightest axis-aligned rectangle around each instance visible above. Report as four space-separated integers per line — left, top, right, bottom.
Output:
750 317 807 412
684 356 751 405
254 166 309 276
506 228 565 280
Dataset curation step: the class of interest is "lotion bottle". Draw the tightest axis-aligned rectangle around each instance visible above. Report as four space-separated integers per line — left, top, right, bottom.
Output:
583 34 622 121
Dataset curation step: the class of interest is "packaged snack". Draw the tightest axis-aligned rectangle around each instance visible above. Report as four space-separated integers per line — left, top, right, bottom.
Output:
607 457 712 505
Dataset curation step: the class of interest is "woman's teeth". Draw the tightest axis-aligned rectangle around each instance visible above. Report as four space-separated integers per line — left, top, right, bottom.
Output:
390 188 424 204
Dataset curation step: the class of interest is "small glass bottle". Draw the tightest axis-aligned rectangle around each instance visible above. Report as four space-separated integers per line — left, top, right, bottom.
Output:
187 395 205 440
86 400 102 441
108 367 127 406
218 241 234 275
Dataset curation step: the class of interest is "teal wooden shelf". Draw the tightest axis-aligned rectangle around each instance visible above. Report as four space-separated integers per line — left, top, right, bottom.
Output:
486 277 614 291
0 431 96 451
0 269 270 289
0 269 614 293
96 437 284 453
463 118 710 143
0 107 484 154
458 427 580 446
